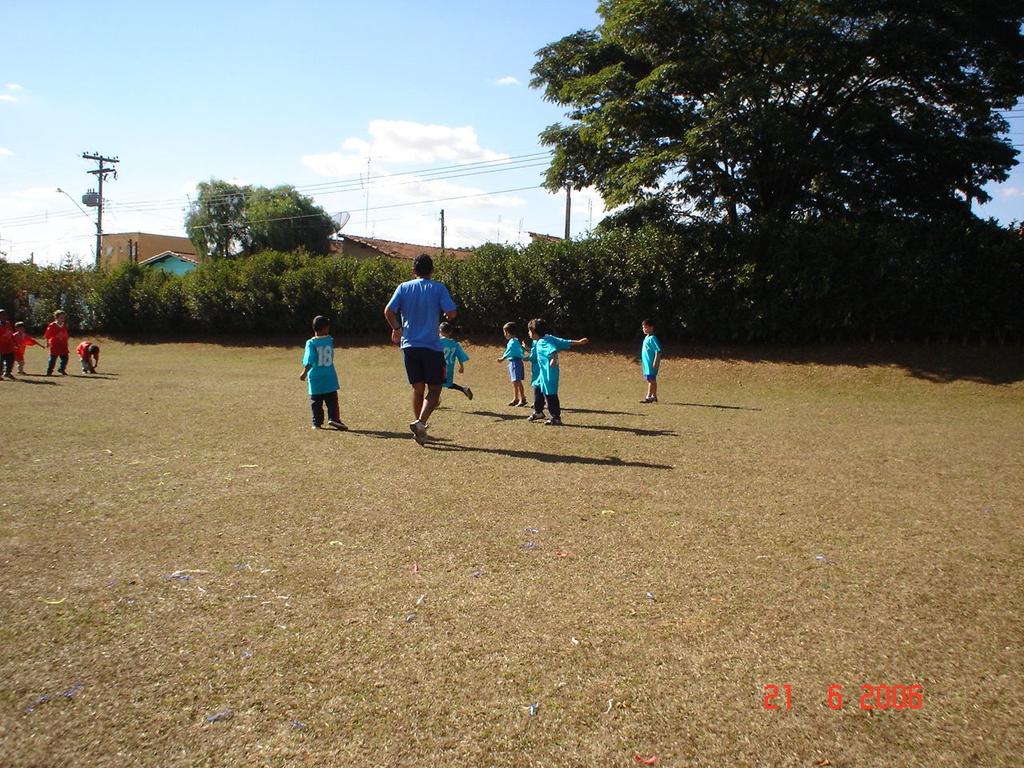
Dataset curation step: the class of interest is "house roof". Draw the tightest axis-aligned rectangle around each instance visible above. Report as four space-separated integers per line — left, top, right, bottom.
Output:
527 231 564 243
139 251 200 267
339 234 474 261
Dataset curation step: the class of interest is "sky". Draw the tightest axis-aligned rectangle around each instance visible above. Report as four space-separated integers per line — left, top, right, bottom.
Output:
1 1 1021 267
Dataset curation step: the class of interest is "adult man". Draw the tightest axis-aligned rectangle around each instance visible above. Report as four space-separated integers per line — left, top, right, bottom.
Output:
384 254 457 445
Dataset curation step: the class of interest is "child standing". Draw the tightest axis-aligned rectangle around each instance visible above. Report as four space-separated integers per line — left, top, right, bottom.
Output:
12 322 42 374
299 315 347 430
526 318 589 426
0 309 15 380
439 322 473 400
76 341 101 373
43 310 70 376
497 321 527 406
640 319 662 403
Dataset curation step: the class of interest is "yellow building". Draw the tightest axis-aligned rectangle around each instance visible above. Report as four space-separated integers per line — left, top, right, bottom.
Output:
100 232 196 271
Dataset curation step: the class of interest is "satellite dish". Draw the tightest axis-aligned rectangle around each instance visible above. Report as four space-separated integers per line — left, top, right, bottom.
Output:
332 211 351 231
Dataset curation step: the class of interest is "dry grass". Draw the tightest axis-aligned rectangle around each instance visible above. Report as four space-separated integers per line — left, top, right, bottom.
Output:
1 338 1022 767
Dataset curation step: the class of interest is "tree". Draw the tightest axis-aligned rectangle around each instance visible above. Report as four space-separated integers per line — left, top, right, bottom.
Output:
531 1 1024 227
185 181 337 258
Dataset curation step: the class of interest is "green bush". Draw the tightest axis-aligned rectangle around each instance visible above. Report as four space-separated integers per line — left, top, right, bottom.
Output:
3 218 1021 342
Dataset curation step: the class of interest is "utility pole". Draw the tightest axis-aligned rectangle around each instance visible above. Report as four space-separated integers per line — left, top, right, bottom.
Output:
440 209 445 253
564 186 572 240
82 152 119 267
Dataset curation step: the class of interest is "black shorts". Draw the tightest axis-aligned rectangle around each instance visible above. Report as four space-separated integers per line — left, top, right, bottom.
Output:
403 347 445 386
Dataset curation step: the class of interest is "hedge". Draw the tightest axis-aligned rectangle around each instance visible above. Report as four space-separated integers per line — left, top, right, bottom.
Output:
1 219 1021 343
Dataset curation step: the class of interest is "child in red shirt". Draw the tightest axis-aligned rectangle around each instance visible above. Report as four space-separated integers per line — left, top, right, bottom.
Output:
43 310 70 376
13 321 42 374
77 341 100 373
0 309 15 380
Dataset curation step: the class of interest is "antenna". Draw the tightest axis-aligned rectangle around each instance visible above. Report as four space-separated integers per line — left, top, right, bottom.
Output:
332 211 351 231
364 156 371 230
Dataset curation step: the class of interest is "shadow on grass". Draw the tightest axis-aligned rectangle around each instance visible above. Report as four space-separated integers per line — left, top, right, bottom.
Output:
425 441 674 469
561 423 679 437
670 342 1024 385
562 407 642 416
669 401 762 412
345 427 671 467
13 377 59 386
101 333 1024 384
104 332 390 350
471 408 649 423
347 429 413 440
470 409 672 435
470 410 528 422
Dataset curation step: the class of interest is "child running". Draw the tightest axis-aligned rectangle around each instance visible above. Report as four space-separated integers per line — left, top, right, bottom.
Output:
497 321 527 406
640 318 662 403
0 309 15 380
43 310 70 376
526 318 589 426
439 322 473 400
299 315 347 431
76 341 101 374
13 322 42 374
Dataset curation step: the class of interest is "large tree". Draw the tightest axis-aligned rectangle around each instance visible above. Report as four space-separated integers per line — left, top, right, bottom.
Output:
531 1 1024 226
186 181 337 258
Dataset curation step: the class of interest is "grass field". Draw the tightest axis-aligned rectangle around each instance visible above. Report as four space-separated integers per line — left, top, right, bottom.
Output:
1 338 1022 767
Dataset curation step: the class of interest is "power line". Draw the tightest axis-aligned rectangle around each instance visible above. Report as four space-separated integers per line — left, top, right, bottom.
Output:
5 183 547 252
93 151 553 211
0 151 554 227
186 184 544 231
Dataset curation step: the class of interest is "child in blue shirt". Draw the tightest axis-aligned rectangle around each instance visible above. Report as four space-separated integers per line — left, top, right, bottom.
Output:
439 322 473 400
299 315 347 430
640 318 662 403
497 321 527 406
525 318 589 426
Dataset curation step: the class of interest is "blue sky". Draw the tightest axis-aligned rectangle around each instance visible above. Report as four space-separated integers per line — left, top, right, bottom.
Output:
1 1 1020 266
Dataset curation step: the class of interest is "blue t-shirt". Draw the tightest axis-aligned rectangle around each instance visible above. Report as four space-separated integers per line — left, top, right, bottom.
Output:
642 334 662 376
386 278 457 351
530 335 573 395
500 338 524 360
440 337 469 387
303 335 340 395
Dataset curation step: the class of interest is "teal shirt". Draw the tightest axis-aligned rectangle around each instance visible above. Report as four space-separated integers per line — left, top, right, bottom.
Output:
303 335 340 395
500 338 524 360
642 334 662 376
440 337 469 387
530 335 573 395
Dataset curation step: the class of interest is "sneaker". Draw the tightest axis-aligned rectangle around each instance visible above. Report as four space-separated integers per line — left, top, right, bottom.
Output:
312 424 322 429
464 387 473 401
3 373 14 380
544 418 563 426
641 397 653 403
328 419 348 431
409 420 428 445
507 399 518 407
517 401 528 407
59 371 67 376
527 412 545 422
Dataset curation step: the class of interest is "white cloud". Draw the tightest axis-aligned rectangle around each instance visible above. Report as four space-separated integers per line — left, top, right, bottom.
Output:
1002 186 1024 198
6 83 24 91
0 147 12 158
495 76 520 86
302 119 507 178
0 94 16 103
